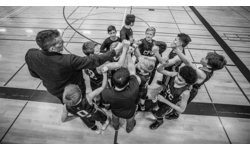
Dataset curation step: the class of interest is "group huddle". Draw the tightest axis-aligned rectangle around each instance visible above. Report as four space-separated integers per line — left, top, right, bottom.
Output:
25 14 227 135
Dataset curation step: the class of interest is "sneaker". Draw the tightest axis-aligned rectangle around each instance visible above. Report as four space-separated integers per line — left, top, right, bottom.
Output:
139 103 145 111
126 120 136 133
149 120 163 130
165 111 180 120
91 125 101 134
101 118 110 130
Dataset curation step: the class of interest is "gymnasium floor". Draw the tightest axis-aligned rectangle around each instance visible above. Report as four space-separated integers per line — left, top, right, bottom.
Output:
0 6 250 144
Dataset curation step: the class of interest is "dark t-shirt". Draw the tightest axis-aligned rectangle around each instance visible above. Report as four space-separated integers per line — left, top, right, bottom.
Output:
102 75 139 119
100 36 121 53
120 26 133 41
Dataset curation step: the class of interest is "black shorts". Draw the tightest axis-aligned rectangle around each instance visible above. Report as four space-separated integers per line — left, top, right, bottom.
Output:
139 87 148 99
187 86 199 104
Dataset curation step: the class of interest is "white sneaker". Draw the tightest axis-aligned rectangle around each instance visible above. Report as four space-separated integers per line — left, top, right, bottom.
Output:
95 128 102 134
102 118 110 130
93 126 102 134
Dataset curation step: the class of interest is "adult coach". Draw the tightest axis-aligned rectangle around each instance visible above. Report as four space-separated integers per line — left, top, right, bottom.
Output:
25 29 122 104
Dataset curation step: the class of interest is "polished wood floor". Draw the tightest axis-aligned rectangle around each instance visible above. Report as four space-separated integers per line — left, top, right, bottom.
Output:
0 6 250 144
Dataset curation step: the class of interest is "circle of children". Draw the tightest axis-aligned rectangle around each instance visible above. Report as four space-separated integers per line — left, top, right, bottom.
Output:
25 14 228 135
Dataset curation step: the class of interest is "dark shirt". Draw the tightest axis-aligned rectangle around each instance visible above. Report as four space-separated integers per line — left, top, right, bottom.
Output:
120 26 133 41
138 38 155 56
25 48 116 102
160 76 189 104
66 95 94 118
100 36 121 53
102 75 139 119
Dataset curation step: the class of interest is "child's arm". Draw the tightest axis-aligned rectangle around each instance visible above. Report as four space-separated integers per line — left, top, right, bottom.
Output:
132 44 141 58
61 105 78 122
157 60 178 77
156 90 190 113
96 40 130 73
86 67 108 105
151 46 165 64
127 52 141 85
174 42 196 70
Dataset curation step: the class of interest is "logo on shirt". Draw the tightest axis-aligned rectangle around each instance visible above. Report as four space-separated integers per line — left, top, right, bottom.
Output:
86 69 98 80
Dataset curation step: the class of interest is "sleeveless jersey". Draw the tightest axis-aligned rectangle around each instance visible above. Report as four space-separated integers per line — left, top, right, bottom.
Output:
193 67 213 89
187 67 213 104
160 76 189 105
165 49 185 72
85 68 103 86
66 96 95 118
139 38 155 57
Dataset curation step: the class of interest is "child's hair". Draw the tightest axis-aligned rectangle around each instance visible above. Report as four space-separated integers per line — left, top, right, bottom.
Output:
177 33 191 48
179 66 197 85
146 27 156 36
154 41 167 54
82 41 99 56
206 52 227 71
138 56 156 73
112 68 130 88
107 25 116 33
110 42 119 51
63 84 82 106
125 14 135 26
36 29 60 51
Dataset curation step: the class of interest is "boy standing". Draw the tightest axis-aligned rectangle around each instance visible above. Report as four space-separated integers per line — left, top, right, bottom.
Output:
100 25 121 53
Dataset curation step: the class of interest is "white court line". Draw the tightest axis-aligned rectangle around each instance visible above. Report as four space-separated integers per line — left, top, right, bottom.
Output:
0 6 27 22
121 6 128 29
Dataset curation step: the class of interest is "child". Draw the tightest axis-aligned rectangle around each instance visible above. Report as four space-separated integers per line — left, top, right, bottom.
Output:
100 25 121 53
61 66 109 134
147 41 167 85
156 33 191 86
136 56 156 111
120 14 135 44
136 27 156 57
